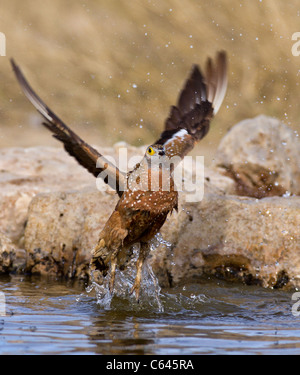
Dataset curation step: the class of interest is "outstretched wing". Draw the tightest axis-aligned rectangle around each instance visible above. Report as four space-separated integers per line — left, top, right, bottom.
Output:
156 51 227 159
10 59 126 196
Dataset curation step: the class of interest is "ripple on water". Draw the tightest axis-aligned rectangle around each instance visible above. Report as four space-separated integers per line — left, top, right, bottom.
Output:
0 274 299 354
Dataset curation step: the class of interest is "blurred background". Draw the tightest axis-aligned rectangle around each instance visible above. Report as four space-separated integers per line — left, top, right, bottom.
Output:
0 0 299 163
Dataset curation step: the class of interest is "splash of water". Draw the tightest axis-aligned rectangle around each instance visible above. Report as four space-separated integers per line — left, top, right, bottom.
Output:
87 240 165 312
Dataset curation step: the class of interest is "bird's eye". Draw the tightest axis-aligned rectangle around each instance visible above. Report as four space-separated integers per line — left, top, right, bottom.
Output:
147 147 155 156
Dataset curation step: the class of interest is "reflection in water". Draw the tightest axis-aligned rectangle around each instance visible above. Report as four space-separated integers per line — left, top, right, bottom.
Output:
0 274 299 354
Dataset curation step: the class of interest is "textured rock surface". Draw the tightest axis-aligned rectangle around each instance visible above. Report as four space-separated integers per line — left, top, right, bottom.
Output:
24 189 118 278
22 167 230 277
158 193 300 289
0 232 16 273
212 115 300 198
0 144 144 244
0 146 95 244
0 116 300 290
21 188 300 289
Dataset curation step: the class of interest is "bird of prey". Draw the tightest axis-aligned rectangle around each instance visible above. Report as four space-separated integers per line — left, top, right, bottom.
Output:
11 51 227 300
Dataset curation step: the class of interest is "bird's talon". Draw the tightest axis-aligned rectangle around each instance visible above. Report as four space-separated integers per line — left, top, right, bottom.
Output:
109 277 115 295
130 282 141 302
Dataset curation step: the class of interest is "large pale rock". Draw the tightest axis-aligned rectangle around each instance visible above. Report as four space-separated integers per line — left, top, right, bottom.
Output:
0 117 299 290
22 176 221 279
24 189 118 278
0 144 144 244
21 187 300 289
0 146 95 244
213 115 300 198
158 193 300 289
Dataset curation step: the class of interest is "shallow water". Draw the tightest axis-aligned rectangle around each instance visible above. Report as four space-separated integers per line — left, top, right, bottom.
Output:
0 274 299 355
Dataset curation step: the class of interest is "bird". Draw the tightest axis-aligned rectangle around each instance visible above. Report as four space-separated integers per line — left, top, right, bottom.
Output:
10 51 227 301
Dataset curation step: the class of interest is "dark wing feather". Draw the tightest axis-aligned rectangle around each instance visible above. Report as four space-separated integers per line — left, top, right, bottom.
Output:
156 51 227 159
10 59 126 196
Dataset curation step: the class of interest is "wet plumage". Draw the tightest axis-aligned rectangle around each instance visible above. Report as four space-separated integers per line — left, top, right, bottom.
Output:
11 51 227 300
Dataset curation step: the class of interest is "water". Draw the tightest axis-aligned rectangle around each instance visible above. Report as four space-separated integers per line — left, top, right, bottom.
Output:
89 244 164 312
0 274 299 355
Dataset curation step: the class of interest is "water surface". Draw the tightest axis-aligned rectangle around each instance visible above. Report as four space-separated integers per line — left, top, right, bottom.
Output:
0 274 299 355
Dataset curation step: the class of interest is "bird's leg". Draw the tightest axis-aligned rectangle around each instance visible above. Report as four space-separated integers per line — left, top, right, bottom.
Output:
89 239 106 285
92 238 106 258
130 242 150 301
90 238 120 294
109 249 119 294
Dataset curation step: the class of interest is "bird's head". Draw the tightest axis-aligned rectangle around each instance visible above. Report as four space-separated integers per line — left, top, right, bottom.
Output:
144 144 166 164
144 143 176 173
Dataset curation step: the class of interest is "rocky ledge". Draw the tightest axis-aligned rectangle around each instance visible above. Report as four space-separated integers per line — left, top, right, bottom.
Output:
0 115 299 289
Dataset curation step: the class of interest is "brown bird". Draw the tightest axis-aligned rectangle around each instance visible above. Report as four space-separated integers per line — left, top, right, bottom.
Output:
10 51 227 300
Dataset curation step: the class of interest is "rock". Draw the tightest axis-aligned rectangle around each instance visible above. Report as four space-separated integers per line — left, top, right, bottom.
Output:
0 232 25 273
24 189 118 278
21 155 233 280
0 117 299 290
0 143 144 276
0 232 16 273
0 144 144 245
158 193 300 289
21 187 300 290
212 115 300 198
0 146 95 245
